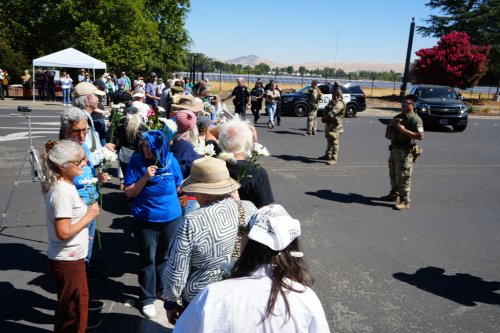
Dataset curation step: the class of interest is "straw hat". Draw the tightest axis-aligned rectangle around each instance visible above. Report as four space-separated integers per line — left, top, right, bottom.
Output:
180 156 240 195
171 94 204 112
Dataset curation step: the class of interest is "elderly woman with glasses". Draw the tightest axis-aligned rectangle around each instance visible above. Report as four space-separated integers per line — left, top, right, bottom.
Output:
123 130 184 319
59 107 109 270
42 140 101 333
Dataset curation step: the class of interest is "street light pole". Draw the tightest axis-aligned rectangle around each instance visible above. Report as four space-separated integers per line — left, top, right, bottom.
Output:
400 17 415 97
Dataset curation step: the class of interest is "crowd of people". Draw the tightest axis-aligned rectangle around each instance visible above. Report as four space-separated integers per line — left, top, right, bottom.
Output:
38 67 425 331
40 77 332 332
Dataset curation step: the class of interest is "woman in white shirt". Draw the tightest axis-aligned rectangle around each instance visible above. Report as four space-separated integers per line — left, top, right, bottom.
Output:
60 72 73 106
42 140 100 333
173 204 330 333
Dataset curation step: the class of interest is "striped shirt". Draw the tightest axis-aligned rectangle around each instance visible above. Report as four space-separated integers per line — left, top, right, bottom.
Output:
163 198 256 307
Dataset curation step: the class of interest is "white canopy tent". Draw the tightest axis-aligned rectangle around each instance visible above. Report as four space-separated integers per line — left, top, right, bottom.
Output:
32 48 107 101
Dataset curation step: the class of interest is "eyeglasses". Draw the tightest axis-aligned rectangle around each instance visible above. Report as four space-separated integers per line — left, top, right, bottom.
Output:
71 127 88 134
68 157 85 166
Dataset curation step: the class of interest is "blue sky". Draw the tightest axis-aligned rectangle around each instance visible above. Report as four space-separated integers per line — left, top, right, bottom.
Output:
185 0 441 65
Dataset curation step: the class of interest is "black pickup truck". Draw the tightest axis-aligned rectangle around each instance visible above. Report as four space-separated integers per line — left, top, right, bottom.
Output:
409 84 469 132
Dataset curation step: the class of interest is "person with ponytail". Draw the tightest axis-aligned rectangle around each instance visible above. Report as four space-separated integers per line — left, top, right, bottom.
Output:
123 130 183 319
42 140 100 333
173 204 330 332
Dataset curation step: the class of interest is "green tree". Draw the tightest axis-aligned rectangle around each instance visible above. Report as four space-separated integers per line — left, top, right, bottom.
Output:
254 62 271 75
418 0 500 86
0 0 191 75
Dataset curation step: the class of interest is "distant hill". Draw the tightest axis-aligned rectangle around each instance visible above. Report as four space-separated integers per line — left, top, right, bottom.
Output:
223 55 404 73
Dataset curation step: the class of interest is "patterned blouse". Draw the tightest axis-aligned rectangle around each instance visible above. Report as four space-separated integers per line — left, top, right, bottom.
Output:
163 198 257 309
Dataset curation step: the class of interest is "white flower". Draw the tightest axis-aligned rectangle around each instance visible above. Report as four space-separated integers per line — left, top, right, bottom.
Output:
204 143 216 157
253 142 270 156
101 147 117 162
80 177 99 185
159 118 177 132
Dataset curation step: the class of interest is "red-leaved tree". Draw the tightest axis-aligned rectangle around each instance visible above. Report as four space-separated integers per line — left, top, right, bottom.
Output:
412 31 491 89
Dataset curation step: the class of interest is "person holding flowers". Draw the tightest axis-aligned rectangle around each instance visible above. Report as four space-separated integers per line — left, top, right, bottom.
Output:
41 140 100 333
123 130 183 319
218 118 274 208
59 107 111 273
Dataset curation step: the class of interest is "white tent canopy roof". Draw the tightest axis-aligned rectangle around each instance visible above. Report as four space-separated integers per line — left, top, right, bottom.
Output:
32 48 106 69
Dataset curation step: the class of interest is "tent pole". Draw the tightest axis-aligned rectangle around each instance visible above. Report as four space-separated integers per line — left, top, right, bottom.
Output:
32 65 35 102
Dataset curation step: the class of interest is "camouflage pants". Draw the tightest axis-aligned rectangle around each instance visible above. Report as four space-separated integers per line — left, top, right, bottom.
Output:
325 132 340 161
306 104 319 134
388 147 414 203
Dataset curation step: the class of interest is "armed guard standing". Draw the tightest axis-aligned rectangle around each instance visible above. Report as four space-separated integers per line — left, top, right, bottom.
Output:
319 82 345 165
304 80 323 136
380 96 424 210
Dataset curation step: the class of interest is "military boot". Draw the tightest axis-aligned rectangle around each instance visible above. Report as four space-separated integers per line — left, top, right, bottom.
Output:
379 192 399 202
394 202 410 210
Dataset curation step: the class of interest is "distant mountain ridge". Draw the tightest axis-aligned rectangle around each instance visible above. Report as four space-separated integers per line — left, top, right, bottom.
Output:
223 55 405 73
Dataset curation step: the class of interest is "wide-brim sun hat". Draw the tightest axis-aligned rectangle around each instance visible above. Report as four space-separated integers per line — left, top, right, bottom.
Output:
180 156 240 195
171 94 204 112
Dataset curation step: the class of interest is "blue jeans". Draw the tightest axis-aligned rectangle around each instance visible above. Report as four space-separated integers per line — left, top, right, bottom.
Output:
266 103 276 126
85 220 97 264
133 215 183 306
63 88 71 105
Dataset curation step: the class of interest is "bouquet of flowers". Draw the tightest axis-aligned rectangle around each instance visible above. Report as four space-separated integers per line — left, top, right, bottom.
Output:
194 141 217 157
97 147 118 172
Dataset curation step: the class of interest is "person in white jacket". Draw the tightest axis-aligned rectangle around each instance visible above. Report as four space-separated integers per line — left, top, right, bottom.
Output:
172 204 331 333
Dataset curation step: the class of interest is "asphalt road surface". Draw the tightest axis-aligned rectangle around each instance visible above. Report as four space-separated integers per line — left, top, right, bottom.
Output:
1 104 499 332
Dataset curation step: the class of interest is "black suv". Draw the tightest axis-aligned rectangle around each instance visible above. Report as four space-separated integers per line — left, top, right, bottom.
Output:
409 84 469 132
280 83 366 118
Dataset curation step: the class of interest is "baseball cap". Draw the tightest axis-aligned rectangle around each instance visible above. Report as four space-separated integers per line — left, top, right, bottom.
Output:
73 82 105 97
247 204 301 251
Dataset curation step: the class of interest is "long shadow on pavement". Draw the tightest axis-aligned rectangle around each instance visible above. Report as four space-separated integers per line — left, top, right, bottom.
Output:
305 189 394 207
273 154 317 164
393 267 500 307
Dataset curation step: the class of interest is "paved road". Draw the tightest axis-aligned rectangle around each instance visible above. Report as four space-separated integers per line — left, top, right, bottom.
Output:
0 101 499 332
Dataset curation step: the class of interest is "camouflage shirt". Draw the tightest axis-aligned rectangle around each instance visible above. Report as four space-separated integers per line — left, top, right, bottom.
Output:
389 111 424 146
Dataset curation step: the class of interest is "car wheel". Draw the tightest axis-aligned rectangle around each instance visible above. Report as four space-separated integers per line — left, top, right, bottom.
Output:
453 123 467 132
345 104 357 118
293 103 309 117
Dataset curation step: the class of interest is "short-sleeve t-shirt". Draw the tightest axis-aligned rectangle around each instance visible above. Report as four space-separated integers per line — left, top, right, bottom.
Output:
45 181 88 261
124 152 183 222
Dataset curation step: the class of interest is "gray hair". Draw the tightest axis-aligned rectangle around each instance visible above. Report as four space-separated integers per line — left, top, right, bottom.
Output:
41 140 85 194
60 107 87 134
73 95 91 109
218 118 254 158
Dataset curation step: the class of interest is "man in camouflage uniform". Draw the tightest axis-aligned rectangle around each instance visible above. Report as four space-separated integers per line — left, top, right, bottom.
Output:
304 80 323 136
319 83 344 165
380 96 424 210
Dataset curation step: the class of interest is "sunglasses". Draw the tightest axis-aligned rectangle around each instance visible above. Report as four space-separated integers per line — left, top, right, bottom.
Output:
401 102 414 106
68 157 85 166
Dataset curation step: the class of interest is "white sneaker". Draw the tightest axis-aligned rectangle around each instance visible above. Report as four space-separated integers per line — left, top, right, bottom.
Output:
142 304 156 319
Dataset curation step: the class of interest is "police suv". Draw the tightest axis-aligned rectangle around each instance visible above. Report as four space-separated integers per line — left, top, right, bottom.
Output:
280 83 366 118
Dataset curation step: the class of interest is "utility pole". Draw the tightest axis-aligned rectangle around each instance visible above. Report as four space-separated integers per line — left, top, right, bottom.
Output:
400 17 415 97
